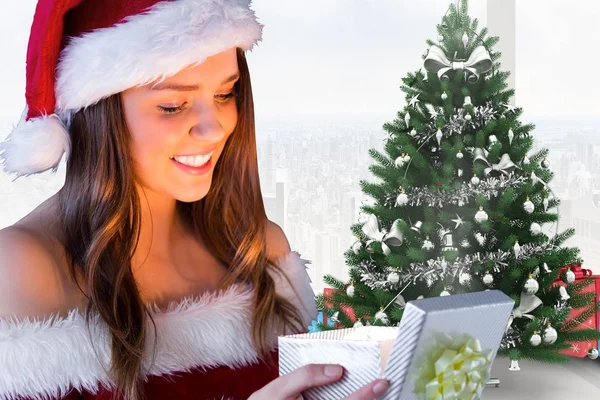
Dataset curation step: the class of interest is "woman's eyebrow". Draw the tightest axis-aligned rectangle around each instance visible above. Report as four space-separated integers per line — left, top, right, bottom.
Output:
151 72 240 92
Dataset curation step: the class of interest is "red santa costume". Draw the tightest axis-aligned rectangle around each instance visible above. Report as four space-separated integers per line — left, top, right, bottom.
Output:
0 0 318 399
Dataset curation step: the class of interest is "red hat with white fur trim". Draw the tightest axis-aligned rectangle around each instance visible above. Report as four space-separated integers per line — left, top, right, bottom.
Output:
0 0 263 177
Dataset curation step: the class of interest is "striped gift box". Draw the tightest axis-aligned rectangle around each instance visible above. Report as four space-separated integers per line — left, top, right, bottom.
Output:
279 290 514 400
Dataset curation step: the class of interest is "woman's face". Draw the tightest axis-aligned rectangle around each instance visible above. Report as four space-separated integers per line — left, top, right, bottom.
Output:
121 47 239 203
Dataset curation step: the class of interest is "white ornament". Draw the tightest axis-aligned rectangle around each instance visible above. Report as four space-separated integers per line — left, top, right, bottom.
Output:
461 238 471 248
542 159 549 168
509 360 520 371
463 96 472 106
514 240 521 258
440 289 451 296
346 285 355 297
530 223 542 235
457 169 463 177
475 232 487 246
543 323 558 344
543 197 549 212
488 135 498 145
375 310 389 325
405 112 411 127
474 206 488 223
465 114 472 121
524 198 535 214
462 32 469 47
457 151 464 159
436 129 443 146
396 192 409 207
352 241 363 255
422 236 434 250
471 176 480 186
410 128 417 136
588 348 599 360
543 262 551 273
438 35 444 42
408 94 420 107
564 268 576 284
441 92 448 100
354 320 364 328
523 154 530 165
403 154 411 162
530 332 542 347
459 272 472 286
559 285 570 301
395 155 406 168
508 128 514 145
483 271 494 286
387 271 400 284
523 275 539 294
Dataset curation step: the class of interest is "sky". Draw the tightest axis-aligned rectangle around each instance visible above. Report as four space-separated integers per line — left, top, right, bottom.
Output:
0 0 598 126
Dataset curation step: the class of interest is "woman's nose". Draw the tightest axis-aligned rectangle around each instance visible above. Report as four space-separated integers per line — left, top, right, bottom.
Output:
188 104 226 142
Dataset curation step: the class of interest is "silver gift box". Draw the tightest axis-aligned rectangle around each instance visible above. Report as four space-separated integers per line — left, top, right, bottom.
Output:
279 290 514 400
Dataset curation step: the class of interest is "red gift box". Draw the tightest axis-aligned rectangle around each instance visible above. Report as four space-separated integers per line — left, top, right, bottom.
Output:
553 265 600 358
322 288 356 327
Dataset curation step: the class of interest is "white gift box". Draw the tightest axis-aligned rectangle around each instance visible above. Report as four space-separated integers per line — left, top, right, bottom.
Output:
278 290 514 400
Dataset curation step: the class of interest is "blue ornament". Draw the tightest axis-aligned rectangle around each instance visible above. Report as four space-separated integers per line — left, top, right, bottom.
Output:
307 311 335 333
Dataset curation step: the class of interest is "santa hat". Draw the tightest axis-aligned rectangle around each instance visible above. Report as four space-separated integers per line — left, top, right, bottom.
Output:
0 0 263 177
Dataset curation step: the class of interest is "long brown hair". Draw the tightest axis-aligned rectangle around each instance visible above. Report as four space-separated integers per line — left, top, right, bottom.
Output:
57 48 306 400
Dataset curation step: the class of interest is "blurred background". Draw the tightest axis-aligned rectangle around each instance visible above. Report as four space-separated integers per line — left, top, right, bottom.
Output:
1 0 599 293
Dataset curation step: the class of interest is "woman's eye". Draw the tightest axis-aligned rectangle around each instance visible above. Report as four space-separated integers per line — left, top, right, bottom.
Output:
157 103 187 115
215 90 238 102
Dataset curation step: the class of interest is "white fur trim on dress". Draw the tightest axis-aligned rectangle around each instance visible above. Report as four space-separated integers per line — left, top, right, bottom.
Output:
0 109 70 178
0 250 317 400
55 0 264 113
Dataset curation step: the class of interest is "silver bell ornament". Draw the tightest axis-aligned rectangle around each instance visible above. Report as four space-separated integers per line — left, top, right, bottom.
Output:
564 266 576 284
488 135 498 145
440 289 451 297
411 221 423 232
588 348 599 360
530 223 542 236
483 271 494 286
354 320 364 328
352 240 363 255
471 176 480 186
422 236 434 250
463 96 472 106
523 196 535 214
523 153 531 165
543 322 558 345
396 189 409 207
509 360 520 371
456 151 464 159
474 206 489 223
523 274 539 295
387 271 400 284
530 331 542 347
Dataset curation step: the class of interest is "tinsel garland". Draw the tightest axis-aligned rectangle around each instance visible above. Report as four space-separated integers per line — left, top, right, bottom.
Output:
384 174 527 208
358 242 552 290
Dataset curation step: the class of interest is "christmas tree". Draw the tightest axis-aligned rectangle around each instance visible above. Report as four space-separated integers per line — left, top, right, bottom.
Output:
317 0 599 369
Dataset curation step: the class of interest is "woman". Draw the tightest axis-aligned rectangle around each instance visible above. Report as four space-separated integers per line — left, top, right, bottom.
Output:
0 0 390 399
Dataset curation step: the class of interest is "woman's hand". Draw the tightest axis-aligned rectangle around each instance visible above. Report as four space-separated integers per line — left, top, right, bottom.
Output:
248 364 389 400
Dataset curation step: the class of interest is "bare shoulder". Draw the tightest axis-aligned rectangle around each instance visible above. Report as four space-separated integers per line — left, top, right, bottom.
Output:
0 224 84 320
265 220 292 261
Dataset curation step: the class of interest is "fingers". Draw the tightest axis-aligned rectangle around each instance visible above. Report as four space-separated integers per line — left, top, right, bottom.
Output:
255 364 344 399
343 379 390 400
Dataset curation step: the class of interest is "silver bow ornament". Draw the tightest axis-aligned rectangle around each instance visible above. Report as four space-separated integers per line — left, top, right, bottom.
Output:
424 45 493 83
506 291 543 332
362 214 404 256
473 148 518 176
